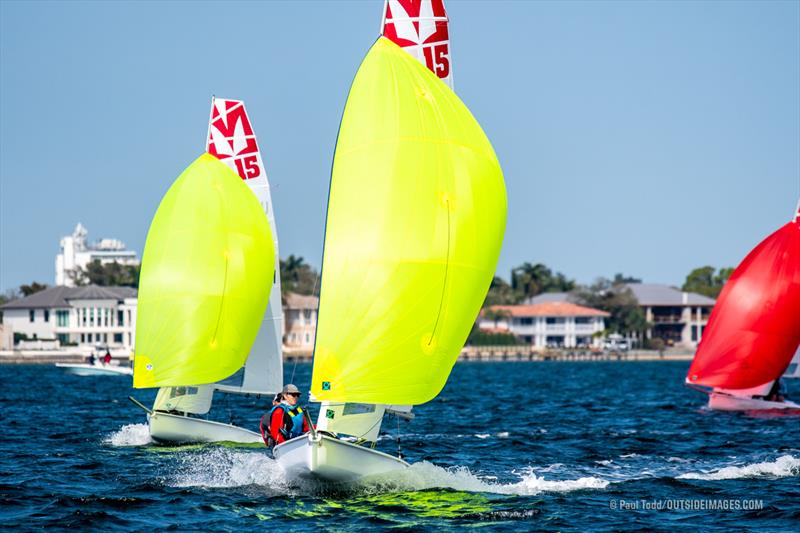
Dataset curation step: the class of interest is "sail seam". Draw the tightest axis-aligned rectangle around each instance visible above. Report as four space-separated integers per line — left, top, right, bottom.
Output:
211 255 229 344
428 200 451 346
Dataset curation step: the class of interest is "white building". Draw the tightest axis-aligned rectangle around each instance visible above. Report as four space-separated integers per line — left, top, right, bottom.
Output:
479 302 609 348
0 285 138 350
55 223 139 286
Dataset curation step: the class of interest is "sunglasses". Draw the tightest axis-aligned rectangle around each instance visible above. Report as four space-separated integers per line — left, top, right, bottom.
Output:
287 392 301 397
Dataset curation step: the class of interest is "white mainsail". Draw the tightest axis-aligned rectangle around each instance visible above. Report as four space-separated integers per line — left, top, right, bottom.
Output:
206 97 283 396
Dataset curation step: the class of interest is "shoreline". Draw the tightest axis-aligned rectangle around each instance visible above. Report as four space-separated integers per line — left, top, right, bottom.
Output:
0 348 693 364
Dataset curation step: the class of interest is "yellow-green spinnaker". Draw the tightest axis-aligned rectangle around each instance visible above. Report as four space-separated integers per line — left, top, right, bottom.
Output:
133 153 274 388
310 37 506 404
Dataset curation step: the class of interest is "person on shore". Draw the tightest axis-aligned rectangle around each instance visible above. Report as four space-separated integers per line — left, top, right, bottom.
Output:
266 384 309 447
88 352 97 365
103 351 112 365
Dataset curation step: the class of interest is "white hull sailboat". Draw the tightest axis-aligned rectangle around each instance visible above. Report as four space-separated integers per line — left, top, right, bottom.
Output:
708 391 800 412
275 1 506 482
132 154 277 446
132 99 284 445
147 411 262 444
56 362 132 377
273 431 409 482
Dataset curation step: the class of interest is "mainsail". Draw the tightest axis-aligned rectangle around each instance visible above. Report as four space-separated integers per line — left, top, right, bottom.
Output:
686 202 800 391
206 98 284 395
310 37 506 406
382 0 453 89
133 154 275 388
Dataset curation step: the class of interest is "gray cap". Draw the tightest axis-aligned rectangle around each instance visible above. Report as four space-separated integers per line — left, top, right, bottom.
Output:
282 384 300 394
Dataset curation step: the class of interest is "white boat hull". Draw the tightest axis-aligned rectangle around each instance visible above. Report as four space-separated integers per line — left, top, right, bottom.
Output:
148 411 263 444
56 363 132 377
708 392 800 411
273 433 409 482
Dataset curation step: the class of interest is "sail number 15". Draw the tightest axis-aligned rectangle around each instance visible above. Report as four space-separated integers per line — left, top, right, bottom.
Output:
422 44 450 79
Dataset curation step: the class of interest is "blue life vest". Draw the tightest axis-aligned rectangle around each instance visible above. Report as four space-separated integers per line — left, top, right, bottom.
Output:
269 403 305 440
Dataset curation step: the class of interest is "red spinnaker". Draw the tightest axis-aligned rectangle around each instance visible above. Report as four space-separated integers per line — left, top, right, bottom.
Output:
687 206 800 389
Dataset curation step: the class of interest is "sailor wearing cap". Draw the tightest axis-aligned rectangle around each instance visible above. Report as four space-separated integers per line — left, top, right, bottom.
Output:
263 384 310 447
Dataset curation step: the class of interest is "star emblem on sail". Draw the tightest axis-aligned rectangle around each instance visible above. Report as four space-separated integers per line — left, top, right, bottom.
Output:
383 0 453 88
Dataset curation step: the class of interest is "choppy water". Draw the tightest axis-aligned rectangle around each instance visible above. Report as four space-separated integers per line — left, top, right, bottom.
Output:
1 362 798 531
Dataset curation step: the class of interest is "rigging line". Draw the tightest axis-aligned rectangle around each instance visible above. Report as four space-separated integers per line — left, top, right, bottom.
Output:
211 255 229 344
428 200 451 345
355 409 386 442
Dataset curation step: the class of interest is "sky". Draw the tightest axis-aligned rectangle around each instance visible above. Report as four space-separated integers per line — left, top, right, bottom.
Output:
1 0 798 292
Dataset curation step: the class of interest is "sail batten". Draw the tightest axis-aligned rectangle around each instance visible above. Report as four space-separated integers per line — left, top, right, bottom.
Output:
310 37 505 405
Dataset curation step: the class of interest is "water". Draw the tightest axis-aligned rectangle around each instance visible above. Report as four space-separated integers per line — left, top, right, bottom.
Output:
1 362 798 531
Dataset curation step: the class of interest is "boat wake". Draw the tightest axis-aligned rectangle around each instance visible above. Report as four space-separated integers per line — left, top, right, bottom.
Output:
165 449 608 496
677 454 800 481
106 423 152 447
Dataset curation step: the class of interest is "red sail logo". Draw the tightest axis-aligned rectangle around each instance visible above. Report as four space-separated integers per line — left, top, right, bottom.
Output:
207 99 262 180
383 0 451 80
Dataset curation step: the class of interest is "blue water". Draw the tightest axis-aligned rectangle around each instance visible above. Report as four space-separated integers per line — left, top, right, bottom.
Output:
1 362 798 531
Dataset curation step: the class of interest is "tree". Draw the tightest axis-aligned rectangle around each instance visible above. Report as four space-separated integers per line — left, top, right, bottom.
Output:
682 266 732 298
482 307 512 328
511 262 575 300
73 260 140 287
20 282 48 296
574 278 648 337
483 276 521 306
280 255 319 296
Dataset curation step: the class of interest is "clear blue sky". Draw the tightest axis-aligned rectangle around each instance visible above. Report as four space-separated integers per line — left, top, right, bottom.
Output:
1 0 798 292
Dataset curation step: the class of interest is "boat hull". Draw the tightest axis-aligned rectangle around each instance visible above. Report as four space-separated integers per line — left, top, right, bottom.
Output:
148 411 263 444
708 392 800 411
56 363 132 377
273 433 409 482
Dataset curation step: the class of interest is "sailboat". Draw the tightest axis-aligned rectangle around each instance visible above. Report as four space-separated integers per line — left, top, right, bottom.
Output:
686 201 800 411
138 99 284 444
783 347 800 379
273 7 506 481
132 151 276 442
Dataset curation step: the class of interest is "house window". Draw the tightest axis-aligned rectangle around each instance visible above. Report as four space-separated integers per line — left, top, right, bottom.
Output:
519 317 533 325
114 333 123 343
117 310 124 326
29 310 35 322
691 325 698 342
305 333 310 344
56 310 69 327
575 317 591 325
545 317 566 324
57 333 69 344
44 310 50 322
80 334 85 343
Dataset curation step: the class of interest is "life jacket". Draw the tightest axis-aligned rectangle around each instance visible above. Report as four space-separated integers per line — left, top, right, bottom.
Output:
269 403 306 440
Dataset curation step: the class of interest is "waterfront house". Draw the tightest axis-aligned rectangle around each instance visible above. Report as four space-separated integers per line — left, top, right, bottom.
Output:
283 292 318 350
479 302 609 349
624 283 714 348
0 285 137 350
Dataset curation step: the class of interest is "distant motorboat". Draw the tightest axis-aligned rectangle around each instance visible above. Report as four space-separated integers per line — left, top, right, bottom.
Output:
56 361 132 377
686 201 800 411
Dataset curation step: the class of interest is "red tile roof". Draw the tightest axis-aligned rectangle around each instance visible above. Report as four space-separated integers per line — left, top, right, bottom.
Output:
486 302 610 317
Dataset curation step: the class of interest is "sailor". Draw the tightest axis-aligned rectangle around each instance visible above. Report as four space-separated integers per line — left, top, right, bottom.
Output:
103 350 112 365
88 352 97 365
266 384 310 446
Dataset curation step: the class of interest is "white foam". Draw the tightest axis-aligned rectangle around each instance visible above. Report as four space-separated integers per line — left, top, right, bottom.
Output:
362 461 609 496
678 455 800 481
106 423 152 446
170 448 288 491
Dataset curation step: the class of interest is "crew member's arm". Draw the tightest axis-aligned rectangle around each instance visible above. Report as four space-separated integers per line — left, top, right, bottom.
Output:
270 408 285 444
